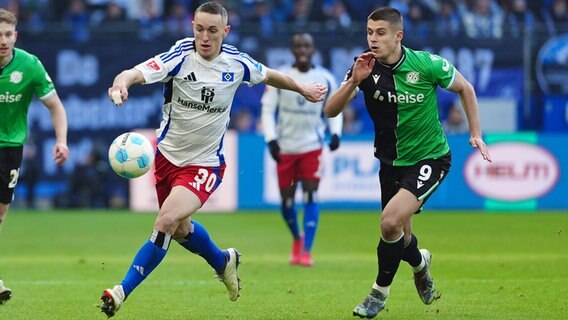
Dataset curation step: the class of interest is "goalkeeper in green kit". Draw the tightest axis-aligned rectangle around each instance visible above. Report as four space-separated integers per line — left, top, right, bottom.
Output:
324 7 492 319
0 8 69 304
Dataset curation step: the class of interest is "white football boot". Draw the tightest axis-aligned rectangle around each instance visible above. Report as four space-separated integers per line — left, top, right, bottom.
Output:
100 285 125 318
216 248 241 301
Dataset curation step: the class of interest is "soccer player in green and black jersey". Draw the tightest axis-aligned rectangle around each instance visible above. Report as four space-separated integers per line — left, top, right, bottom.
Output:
324 7 492 319
0 9 69 304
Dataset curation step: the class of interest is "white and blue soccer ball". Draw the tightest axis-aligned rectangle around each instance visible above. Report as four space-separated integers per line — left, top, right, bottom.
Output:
108 132 155 179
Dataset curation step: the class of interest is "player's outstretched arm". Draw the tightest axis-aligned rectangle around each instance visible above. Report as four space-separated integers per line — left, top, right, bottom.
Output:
264 68 327 103
449 70 492 162
324 52 375 117
324 82 357 118
42 94 69 166
108 69 146 106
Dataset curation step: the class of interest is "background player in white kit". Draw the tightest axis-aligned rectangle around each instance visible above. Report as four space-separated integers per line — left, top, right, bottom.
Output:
261 33 343 267
99 2 327 317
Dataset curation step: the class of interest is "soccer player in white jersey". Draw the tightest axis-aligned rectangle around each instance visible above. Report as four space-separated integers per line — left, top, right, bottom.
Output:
261 33 343 267
0 9 69 304
99 2 327 317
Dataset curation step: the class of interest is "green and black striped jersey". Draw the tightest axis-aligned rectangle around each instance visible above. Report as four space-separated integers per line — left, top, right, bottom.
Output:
0 48 56 147
345 46 455 166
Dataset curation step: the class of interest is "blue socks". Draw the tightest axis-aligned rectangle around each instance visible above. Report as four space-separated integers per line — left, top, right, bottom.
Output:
176 221 227 275
303 195 319 252
281 197 300 239
121 230 171 297
119 222 227 299
281 192 320 251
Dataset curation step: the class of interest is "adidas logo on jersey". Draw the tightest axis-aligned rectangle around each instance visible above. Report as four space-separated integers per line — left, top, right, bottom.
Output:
183 72 197 81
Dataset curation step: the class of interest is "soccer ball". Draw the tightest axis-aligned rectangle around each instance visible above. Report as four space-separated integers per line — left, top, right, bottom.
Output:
108 132 155 179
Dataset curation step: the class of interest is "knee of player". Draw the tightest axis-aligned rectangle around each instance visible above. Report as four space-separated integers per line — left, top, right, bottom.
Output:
281 197 295 210
172 221 191 240
380 216 403 238
303 190 318 204
155 213 181 234
0 204 8 221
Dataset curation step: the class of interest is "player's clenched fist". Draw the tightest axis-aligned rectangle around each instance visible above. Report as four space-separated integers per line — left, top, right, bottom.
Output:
108 87 127 106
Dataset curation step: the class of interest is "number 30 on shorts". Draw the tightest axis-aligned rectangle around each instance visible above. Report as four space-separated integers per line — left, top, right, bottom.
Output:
193 168 217 192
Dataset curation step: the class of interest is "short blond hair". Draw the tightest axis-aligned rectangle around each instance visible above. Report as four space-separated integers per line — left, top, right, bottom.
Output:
0 8 17 25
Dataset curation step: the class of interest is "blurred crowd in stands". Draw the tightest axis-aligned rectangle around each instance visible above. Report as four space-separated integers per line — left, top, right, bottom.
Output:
2 0 566 138
2 0 565 136
1 0 566 42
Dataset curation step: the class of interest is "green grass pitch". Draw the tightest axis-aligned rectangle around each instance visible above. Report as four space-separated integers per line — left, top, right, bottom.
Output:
0 210 566 319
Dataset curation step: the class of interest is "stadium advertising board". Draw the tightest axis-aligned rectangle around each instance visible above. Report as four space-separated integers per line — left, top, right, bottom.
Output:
241 133 568 210
464 142 560 201
262 139 381 205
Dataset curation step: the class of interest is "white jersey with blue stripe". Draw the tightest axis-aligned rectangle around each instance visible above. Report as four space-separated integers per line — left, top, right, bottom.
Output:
261 65 342 154
135 38 267 167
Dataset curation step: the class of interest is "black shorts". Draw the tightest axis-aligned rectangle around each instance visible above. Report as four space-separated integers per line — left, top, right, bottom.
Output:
0 146 23 204
379 153 451 211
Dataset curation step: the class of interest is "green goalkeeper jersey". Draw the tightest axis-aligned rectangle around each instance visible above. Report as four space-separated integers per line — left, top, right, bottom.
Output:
0 48 56 147
347 46 455 166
